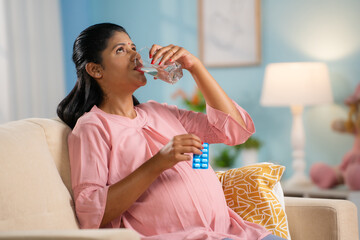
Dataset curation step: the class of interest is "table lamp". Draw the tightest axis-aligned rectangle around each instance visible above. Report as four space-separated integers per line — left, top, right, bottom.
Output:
260 62 333 187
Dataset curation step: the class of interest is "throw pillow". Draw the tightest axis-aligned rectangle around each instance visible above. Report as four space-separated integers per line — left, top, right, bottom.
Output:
216 163 290 239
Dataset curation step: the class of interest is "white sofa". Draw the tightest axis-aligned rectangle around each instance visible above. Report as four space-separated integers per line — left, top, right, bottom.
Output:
0 118 358 240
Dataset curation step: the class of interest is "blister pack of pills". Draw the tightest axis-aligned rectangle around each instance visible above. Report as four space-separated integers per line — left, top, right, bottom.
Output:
192 142 209 169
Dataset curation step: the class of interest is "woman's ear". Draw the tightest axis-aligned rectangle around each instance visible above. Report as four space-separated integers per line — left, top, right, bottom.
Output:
85 62 103 79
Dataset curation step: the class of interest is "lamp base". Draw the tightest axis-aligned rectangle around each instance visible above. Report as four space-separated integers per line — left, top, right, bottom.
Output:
283 174 312 189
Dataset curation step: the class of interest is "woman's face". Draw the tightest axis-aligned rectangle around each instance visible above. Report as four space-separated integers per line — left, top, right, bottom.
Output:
98 31 146 95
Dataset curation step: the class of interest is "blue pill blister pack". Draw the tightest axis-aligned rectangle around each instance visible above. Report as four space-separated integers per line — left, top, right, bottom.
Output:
192 142 209 169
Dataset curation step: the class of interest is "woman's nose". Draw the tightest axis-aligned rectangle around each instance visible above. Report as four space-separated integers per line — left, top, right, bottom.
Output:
132 51 142 65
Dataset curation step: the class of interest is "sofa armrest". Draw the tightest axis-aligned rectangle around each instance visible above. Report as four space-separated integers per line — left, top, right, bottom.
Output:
0 229 140 240
285 197 359 240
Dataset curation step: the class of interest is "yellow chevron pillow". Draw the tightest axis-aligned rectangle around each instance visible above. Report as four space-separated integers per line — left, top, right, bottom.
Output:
216 163 289 239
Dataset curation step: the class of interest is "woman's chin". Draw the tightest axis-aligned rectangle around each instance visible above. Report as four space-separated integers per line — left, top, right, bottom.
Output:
137 75 147 86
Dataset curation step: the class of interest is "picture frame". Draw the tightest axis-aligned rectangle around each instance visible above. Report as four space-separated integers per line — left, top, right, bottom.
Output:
198 0 261 67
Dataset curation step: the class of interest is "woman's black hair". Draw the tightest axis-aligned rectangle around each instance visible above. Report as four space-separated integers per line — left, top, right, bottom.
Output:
57 23 140 129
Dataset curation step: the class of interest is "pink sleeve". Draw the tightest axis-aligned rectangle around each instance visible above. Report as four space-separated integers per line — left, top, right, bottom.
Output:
68 122 111 229
169 100 255 145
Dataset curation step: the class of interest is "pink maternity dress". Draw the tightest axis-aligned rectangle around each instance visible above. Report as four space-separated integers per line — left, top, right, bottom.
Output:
68 100 271 240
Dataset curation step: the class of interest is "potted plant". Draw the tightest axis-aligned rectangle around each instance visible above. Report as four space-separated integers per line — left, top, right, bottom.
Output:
213 146 238 169
234 136 262 167
172 88 206 113
212 137 262 169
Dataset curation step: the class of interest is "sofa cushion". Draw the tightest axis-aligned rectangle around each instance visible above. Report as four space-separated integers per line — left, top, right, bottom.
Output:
29 118 73 195
216 163 290 239
0 118 78 230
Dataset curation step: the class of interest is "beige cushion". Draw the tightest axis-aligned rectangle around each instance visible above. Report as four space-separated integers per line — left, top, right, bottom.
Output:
0 118 78 230
285 197 359 240
0 229 141 240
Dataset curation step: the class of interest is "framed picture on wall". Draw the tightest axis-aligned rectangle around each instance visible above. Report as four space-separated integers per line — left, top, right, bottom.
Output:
198 0 261 67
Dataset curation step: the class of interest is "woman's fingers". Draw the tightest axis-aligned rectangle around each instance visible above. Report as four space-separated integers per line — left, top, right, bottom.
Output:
149 43 197 70
149 44 164 64
174 139 203 153
155 133 204 170
150 44 186 66
149 44 161 58
165 47 189 65
151 44 174 65
158 47 180 65
174 133 202 145
174 152 192 162
175 146 203 156
173 134 203 155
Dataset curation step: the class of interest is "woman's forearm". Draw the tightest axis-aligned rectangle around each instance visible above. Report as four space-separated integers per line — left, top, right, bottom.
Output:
100 132 203 227
188 59 246 128
100 155 163 227
148 44 246 127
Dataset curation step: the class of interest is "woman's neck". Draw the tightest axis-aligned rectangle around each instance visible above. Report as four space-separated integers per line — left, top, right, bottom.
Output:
100 94 136 119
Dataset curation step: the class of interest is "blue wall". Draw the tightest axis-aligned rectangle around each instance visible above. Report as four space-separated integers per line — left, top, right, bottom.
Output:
60 0 360 179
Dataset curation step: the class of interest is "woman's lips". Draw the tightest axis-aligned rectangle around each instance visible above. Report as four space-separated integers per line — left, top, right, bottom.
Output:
134 62 144 71
134 65 144 73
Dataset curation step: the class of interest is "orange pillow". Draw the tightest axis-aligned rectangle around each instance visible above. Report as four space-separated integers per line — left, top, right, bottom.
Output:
216 163 290 239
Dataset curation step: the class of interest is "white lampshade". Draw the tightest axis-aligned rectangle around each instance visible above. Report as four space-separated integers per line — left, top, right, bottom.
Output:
261 62 333 106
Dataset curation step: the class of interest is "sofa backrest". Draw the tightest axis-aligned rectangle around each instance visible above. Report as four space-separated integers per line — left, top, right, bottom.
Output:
0 118 79 230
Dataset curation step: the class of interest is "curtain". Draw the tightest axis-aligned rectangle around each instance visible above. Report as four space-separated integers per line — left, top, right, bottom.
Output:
0 0 65 123
0 0 10 123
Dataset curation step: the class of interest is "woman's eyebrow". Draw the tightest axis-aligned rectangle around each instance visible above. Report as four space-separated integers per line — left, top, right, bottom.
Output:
112 43 136 50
